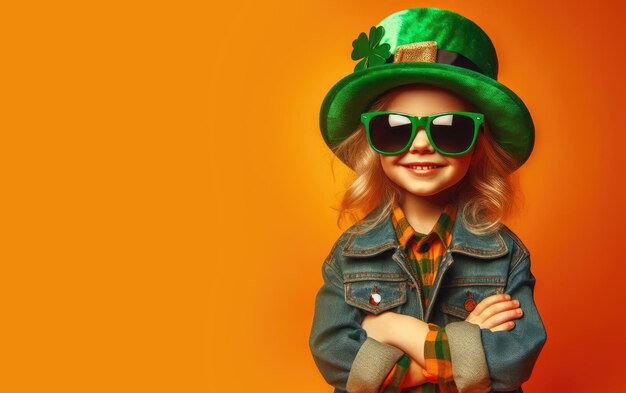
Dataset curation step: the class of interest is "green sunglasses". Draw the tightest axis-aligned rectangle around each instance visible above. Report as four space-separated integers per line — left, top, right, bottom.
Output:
361 111 485 156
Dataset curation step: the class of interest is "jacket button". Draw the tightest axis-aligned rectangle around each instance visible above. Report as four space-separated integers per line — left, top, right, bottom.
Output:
464 291 477 312
369 286 382 305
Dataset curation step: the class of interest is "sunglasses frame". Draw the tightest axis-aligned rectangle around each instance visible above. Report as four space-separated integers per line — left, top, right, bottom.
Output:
361 111 485 156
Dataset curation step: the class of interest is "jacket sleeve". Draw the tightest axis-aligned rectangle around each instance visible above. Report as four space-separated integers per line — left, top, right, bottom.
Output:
481 252 547 391
309 261 406 393
445 252 547 392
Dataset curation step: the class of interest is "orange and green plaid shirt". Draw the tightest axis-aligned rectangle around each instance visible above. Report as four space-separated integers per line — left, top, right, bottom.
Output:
379 200 459 393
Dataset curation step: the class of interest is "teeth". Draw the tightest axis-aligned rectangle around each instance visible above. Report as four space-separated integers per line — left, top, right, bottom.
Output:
409 165 440 170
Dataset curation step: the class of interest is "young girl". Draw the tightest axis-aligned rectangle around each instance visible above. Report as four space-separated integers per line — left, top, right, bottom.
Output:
309 8 546 393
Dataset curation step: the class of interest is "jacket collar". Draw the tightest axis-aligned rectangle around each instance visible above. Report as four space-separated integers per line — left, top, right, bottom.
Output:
341 203 509 259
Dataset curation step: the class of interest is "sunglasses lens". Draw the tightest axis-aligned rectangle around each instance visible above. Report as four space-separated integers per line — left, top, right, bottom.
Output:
429 114 476 154
368 114 413 154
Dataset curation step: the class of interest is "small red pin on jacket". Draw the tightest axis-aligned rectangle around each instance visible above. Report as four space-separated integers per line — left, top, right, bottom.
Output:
464 291 477 312
369 286 382 305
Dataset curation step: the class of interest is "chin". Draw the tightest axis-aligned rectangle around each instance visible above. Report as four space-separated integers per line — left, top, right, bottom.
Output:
400 181 458 197
402 185 444 197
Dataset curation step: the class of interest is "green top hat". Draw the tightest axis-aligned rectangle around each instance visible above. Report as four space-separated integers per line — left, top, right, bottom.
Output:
320 8 534 170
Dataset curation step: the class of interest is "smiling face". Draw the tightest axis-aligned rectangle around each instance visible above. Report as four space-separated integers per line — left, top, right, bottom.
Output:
377 84 477 202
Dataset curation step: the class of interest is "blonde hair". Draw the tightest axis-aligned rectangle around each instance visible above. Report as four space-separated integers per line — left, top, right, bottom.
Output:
330 84 523 236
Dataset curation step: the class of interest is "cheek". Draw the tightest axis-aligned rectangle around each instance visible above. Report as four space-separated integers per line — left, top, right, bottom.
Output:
445 158 472 181
452 154 473 173
459 158 472 174
379 157 395 175
380 159 406 185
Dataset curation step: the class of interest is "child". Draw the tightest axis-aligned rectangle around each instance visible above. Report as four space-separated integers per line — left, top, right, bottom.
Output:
309 8 547 393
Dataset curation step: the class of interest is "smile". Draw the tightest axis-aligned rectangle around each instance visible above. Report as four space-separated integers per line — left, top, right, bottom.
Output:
402 164 446 176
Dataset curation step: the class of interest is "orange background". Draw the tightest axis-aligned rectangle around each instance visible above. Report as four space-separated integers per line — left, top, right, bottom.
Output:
3 0 626 392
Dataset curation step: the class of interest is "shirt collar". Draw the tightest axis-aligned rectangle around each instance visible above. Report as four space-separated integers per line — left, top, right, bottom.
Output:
390 200 457 250
341 201 509 259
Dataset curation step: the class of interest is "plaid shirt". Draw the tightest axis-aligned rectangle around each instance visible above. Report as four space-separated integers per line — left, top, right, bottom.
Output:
379 200 459 393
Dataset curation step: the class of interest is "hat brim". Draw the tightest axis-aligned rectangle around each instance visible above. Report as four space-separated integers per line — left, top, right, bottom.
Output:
320 62 534 170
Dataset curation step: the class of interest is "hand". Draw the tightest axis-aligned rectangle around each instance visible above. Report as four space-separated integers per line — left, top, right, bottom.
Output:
401 358 429 388
465 293 523 332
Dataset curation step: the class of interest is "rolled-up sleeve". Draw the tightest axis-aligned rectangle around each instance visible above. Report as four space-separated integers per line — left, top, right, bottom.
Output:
445 320 491 392
309 262 405 393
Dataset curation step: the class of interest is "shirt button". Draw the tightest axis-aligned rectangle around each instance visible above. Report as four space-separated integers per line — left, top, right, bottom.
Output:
418 242 430 253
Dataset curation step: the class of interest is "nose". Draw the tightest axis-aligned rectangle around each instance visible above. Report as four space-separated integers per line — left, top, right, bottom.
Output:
408 127 435 154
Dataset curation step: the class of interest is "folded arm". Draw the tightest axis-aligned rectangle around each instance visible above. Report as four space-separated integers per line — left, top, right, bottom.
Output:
362 253 546 392
479 253 547 391
364 313 461 392
309 262 407 393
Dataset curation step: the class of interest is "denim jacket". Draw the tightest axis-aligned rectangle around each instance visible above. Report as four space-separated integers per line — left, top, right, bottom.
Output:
309 205 547 393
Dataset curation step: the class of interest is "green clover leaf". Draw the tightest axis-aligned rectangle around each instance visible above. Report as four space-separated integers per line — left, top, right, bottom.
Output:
351 26 391 72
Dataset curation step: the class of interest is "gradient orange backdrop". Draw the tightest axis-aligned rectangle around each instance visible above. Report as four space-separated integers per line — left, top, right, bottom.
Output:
3 0 626 392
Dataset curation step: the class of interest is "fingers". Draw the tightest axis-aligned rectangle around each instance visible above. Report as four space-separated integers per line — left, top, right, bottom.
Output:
478 299 520 321
489 321 516 332
471 293 510 316
483 307 523 329
465 293 524 330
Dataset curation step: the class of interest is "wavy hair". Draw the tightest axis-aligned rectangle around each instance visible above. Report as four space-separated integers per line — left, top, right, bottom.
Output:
329 84 523 236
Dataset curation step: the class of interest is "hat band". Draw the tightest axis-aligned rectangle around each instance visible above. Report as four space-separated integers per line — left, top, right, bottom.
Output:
436 49 486 76
390 41 488 77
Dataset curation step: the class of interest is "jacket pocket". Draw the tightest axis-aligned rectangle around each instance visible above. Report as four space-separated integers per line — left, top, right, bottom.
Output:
438 275 507 322
343 272 408 315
